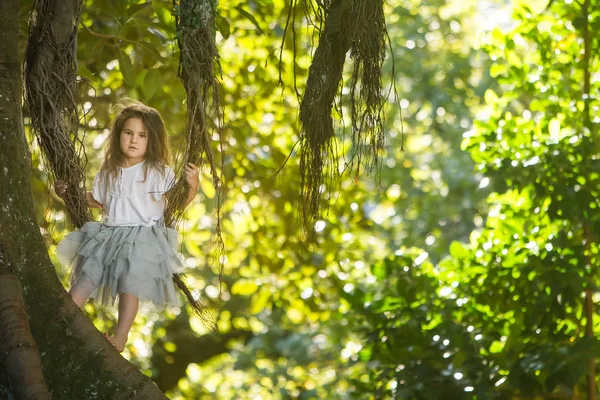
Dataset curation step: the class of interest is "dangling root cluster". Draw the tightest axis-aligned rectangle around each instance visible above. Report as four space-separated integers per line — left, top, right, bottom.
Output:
349 0 387 176
292 0 390 230
24 0 90 229
298 0 355 228
168 0 225 329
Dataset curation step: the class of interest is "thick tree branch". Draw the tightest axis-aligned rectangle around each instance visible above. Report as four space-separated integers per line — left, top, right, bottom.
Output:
0 246 50 400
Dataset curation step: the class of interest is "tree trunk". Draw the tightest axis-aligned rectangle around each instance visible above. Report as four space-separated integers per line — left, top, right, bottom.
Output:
0 245 50 399
0 2 167 399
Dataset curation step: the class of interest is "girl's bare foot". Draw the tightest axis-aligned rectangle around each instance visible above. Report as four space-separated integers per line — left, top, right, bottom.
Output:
104 332 126 352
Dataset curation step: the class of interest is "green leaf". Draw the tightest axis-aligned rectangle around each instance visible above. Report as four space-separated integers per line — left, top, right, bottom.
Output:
484 89 499 105
141 68 161 100
449 241 468 259
216 15 231 39
119 53 134 86
490 63 508 78
371 296 404 312
126 2 151 18
231 280 259 296
251 285 271 314
358 346 372 362
234 6 264 35
371 262 387 279
137 42 164 65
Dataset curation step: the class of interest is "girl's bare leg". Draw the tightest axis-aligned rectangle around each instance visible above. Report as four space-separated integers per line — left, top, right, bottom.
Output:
105 293 139 352
69 280 95 309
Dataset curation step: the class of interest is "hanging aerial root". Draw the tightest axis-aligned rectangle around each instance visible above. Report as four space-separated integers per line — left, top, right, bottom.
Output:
168 0 225 325
290 0 391 232
166 0 223 228
297 0 354 230
173 274 217 333
24 0 89 228
349 0 387 176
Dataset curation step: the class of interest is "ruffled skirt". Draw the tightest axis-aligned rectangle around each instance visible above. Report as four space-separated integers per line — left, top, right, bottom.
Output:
57 222 183 308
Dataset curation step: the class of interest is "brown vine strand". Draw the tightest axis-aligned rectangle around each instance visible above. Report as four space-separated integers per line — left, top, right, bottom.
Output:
296 0 348 231
277 0 392 233
23 0 90 229
348 0 387 178
168 0 225 328
173 274 217 333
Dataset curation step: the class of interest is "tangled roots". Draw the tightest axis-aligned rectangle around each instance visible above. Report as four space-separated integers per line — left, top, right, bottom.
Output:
24 0 89 228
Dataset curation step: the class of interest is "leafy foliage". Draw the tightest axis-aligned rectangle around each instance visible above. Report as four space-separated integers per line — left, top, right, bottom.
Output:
18 0 600 398
455 0 600 397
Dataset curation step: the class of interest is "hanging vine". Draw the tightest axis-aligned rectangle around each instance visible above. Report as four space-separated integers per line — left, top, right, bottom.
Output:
169 0 225 328
281 0 393 231
297 0 355 229
23 0 89 229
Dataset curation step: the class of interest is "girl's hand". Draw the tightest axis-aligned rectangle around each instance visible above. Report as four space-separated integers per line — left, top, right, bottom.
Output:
185 162 200 190
54 180 68 198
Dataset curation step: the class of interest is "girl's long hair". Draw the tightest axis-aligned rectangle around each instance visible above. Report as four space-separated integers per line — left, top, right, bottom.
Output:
100 101 172 182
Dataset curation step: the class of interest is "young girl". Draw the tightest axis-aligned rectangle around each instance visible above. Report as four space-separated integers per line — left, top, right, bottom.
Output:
56 102 199 352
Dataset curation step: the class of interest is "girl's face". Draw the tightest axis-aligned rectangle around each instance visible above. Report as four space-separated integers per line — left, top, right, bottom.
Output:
119 117 148 165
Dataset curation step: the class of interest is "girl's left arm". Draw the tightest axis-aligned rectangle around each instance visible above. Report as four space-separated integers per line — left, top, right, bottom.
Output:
86 191 103 209
54 180 102 209
184 162 200 207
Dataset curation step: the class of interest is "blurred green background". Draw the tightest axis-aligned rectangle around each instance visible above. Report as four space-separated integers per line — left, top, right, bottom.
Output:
18 0 600 398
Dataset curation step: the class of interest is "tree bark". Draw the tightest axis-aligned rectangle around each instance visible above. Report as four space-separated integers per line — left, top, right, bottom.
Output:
0 2 167 399
0 245 50 400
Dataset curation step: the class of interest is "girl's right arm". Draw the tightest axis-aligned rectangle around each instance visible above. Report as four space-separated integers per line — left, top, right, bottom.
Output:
86 191 103 209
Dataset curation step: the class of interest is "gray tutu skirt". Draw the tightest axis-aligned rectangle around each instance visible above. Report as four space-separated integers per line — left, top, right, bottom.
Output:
57 222 183 308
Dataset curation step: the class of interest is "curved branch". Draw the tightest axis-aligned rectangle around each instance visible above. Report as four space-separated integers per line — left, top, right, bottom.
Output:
0 247 50 400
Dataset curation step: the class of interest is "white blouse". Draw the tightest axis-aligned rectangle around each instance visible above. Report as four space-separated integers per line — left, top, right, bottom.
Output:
91 162 175 227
